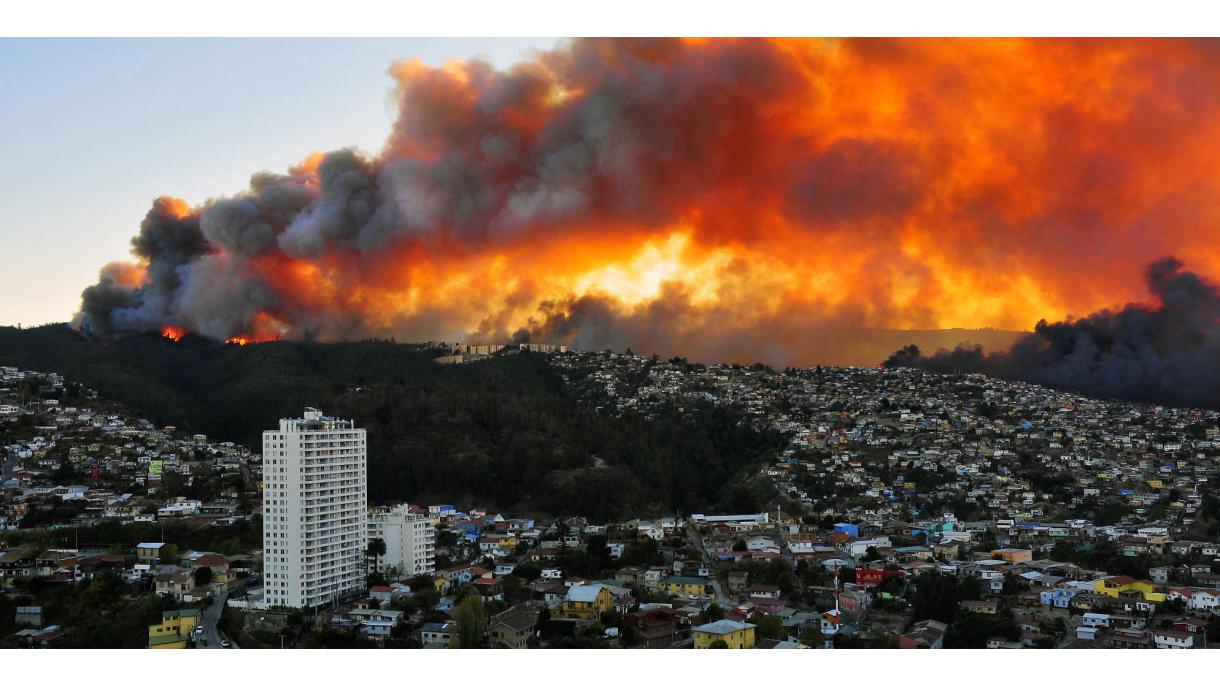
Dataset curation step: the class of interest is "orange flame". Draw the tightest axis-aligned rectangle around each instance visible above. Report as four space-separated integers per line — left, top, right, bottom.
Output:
162 326 184 342
92 39 1220 366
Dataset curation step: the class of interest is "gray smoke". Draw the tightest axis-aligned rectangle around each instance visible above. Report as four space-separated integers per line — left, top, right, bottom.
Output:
884 257 1220 409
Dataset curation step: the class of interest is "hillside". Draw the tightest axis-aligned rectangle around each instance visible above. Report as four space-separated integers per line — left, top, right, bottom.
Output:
0 324 783 520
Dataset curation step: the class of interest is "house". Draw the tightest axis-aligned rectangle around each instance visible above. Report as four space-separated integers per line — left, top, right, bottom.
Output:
855 568 904 587
558 583 614 623
726 569 751 593
643 567 666 591
75 554 128 581
0 549 36 584
1153 629 1194 649
749 584 781 601
1168 588 1220 613
369 585 396 603
136 542 165 565
154 570 195 601
748 584 784 613
419 621 455 648
16 627 67 648
1094 576 1166 602
693 619 756 649
623 606 682 648
189 553 234 586
1106 628 1153 649
360 619 397 640
1081 613 1111 629
959 599 999 615
487 608 539 649
35 550 75 578
1174 617 1208 637
991 548 1034 564
526 579 567 606
14 606 42 628
147 609 200 649
660 575 713 600
470 577 505 602
899 619 948 649
615 566 643 587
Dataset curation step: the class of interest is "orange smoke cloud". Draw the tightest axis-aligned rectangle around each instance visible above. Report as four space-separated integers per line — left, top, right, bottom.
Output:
78 39 1220 366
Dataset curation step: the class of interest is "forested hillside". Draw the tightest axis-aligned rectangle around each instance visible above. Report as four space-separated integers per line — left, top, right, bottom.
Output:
0 325 783 520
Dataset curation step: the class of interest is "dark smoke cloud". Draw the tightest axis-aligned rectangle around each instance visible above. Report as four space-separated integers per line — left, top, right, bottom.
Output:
71 39 1220 381
77 198 208 336
884 257 1220 408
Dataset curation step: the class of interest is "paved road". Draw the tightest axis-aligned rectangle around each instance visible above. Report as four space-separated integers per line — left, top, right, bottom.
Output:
198 591 237 649
686 522 732 607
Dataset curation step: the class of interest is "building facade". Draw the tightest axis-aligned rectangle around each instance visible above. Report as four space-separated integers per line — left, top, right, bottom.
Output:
368 504 437 578
693 620 755 649
263 408 367 608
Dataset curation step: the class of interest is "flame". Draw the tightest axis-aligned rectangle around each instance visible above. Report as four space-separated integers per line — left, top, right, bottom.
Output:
85 39 1220 366
162 325 184 342
225 337 249 346
159 197 192 220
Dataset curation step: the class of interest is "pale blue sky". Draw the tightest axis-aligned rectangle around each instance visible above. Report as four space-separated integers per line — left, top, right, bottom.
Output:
0 38 559 326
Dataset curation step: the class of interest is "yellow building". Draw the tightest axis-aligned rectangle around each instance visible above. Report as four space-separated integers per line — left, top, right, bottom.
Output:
660 576 713 600
694 619 756 649
148 609 200 649
1093 576 1166 602
558 583 614 623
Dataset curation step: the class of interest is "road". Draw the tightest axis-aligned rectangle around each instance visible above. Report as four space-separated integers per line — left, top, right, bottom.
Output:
198 591 237 649
686 522 732 607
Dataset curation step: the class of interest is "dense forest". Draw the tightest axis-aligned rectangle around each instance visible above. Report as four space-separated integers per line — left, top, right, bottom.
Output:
0 325 783 520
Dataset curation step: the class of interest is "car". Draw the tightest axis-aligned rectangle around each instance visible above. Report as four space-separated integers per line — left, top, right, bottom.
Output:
220 639 231 648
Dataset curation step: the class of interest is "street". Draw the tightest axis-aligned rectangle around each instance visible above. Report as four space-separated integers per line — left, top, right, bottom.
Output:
198 591 237 649
686 522 732 607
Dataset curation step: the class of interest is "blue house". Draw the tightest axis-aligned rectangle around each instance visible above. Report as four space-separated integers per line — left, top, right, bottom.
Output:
834 523 860 538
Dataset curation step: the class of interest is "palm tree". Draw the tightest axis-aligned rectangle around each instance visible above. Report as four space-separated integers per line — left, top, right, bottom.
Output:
367 537 387 576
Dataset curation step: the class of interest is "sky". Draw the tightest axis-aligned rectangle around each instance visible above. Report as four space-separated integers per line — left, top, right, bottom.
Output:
0 38 558 327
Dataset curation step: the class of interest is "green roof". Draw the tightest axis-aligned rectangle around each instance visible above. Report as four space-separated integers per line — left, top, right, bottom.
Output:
162 608 201 620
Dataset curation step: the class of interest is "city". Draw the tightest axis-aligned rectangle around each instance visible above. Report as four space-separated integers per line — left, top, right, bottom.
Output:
3 345 1219 649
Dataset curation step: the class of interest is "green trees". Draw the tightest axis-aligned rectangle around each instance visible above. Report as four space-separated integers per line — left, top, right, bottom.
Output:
754 613 786 642
159 543 180 566
192 565 212 587
908 572 982 624
703 603 725 622
709 639 729 648
0 327 785 521
798 624 824 647
367 537 387 575
453 595 486 649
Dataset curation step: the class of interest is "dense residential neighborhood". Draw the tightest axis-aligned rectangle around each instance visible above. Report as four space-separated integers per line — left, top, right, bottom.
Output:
3 349 1220 649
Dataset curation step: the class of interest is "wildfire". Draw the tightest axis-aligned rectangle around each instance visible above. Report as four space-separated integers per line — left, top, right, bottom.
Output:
161 326 184 342
77 39 1220 367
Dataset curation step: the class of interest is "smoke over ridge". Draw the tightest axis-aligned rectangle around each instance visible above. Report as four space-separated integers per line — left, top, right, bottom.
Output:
886 257 1220 408
76 38 1220 372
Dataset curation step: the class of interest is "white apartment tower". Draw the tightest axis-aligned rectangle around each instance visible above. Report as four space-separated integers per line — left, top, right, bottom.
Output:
263 408 367 608
367 504 437 577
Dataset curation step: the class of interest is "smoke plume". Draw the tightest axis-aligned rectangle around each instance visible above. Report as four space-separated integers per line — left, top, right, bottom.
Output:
885 257 1220 408
74 39 1220 369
